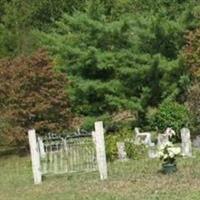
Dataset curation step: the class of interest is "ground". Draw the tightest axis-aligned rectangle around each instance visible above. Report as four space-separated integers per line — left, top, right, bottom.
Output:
1 150 200 200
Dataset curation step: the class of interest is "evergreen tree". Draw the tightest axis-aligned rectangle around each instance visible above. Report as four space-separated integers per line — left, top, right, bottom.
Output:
1 0 200 130
37 1 192 128
0 0 87 57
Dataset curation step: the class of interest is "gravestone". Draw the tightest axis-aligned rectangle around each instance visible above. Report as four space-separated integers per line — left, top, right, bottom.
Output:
157 128 175 147
157 134 169 147
181 128 192 157
148 143 158 158
134 127 152 146
117 142 127 161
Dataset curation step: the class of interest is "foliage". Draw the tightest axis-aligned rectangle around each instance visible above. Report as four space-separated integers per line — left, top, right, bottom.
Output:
0 0 87 57
37 11 144 117
105 128 132 161
105 134 119 161
187 83 200 134
125 142 147 160
81 113 113 131
149 101 190 136
37 1 195 127
1 0 200 145
105 128 147 161
183 29 200 134
0 50 72 145
0 0 38 57
183 29 200 80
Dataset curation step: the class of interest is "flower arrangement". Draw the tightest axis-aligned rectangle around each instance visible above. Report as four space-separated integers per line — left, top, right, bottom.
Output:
158 142 181 164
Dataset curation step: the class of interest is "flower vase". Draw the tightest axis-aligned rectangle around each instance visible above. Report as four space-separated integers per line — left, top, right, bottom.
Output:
162 163 177 174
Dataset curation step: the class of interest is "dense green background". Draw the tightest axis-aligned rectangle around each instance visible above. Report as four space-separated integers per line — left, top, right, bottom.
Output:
1 0 200 143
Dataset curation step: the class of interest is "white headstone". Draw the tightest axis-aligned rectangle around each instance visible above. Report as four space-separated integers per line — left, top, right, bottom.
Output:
157 128 176 147
117 142 127 161
157 134 169 147
181 128 192 157
134 127 152 146
148 143 158 158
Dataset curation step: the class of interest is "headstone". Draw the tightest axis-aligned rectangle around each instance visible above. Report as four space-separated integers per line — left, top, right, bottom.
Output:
193 135 200 148
157 128 175 147
134 127 152 146
157 134 169 147
117 142 127 161
181 128 192 157
148 143 158 158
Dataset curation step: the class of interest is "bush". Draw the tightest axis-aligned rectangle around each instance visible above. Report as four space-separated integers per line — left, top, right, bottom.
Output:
187 83 200 134
105 128 147 161
0 50 72 146
105 134 119 162
149 100 190 139
105 128 132 161
81 114 111 131
125 142 147 160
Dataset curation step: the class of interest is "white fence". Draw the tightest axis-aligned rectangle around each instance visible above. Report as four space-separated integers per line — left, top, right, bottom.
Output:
28 121 107 184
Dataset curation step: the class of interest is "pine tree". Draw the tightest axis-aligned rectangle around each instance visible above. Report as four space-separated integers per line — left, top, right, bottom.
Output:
36 1 199 128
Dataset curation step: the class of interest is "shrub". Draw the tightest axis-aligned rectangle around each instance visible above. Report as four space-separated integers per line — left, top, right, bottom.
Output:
105 134 119 162
187 83 200 134
105 128 147 161
81 114 111 131
0 49 72 146
183 29 200 134
125 142 147 160
149 100 190 139
105 128 132 161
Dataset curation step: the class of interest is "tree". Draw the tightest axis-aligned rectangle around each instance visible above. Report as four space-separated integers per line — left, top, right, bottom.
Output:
187 84 200 134
183 29 200 80
0 49 72 145
0 0 198 132
0 0 87 58
183 28 200 134
37 1 192 128
37 10 144 118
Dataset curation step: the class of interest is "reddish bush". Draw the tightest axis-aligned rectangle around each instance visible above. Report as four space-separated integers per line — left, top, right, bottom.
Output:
0 50 72 145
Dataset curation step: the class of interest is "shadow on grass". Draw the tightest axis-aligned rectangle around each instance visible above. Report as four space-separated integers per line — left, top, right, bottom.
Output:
0 146 28 157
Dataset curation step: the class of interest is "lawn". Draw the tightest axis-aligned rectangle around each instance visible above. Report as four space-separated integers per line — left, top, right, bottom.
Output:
1 150 200 200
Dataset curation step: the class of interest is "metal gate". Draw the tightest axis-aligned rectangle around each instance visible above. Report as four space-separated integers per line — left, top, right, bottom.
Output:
38 133 97 175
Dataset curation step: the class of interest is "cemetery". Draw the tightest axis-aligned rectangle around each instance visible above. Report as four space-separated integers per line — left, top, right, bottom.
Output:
1 1 200 200
1 121 200 200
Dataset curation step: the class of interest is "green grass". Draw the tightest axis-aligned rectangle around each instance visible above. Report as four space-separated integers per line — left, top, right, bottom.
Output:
1 150 200 200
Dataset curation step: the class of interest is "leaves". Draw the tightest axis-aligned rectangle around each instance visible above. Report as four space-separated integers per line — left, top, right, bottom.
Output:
0 49 72 145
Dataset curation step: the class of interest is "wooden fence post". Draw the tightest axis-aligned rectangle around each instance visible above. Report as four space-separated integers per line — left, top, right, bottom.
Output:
94 121 108 180
28 129 42 184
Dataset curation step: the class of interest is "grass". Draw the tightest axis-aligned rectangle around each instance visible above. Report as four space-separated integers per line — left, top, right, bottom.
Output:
1 150 200 200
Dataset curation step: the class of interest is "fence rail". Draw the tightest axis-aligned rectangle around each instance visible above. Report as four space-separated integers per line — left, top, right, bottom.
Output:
40 136 97 175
